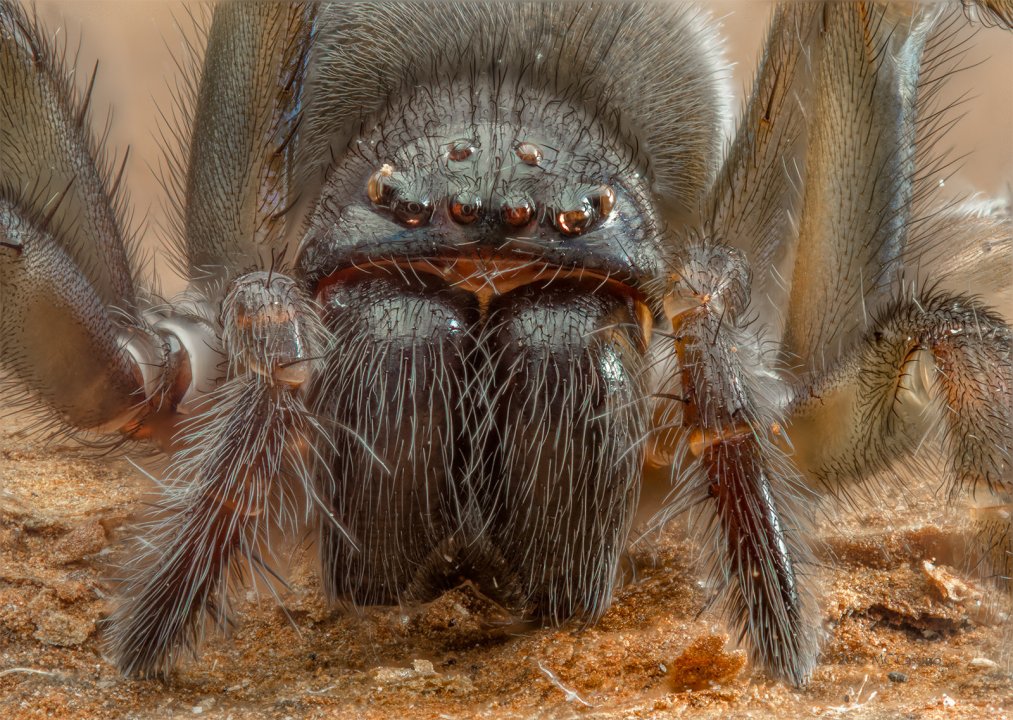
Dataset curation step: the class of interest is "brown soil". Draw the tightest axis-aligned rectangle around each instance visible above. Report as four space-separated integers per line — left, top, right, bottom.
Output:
1 415 1011 720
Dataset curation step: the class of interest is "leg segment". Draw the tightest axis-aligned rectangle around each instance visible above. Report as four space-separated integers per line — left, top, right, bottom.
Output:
176 1 313 288
107 380 315 677
314 273 478 606
1 1 158 433
1 198 142 430
656 240 819 686
788 292 1012 587
706 4 818 322
1 0 136 307
106 273 330 678
781 3 940 371
482 282 648 624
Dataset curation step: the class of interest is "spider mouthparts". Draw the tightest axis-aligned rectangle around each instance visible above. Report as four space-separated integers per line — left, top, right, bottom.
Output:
222 271 328 387
663 291 711 327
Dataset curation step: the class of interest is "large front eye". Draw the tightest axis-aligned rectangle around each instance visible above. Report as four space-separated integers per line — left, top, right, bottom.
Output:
450 192 482 224
392 197 434 227
500 196 534 227
554 198 595 236
553 185 617 237
367 163 433 228
590 185 616 218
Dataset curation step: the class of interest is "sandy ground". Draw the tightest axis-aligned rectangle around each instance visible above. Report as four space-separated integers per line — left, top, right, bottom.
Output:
1 413 1011 720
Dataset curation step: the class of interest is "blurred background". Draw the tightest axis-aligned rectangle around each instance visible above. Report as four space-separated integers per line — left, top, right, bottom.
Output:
33 1 1013 296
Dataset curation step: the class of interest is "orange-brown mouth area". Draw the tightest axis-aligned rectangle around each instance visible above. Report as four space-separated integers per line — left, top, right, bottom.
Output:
317 256 655 343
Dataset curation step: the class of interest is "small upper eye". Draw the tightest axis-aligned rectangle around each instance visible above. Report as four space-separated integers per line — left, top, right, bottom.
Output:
514 142 542 166
447 140 476 162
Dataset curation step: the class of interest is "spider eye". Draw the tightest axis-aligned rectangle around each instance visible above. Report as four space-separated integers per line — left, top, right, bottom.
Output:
449 192 482 225
447 140 476 162
514 141 543 166
589 185 616 219
367 163 433 228
554 198 595 236
367 163 396 206
553 185 617 237
392 196 434 227
500 196 535 227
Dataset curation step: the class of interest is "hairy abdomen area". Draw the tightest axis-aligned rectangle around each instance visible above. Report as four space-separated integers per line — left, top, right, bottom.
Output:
310 264 652 623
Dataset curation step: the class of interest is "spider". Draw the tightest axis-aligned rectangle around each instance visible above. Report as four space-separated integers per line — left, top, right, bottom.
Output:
1 0 1010 687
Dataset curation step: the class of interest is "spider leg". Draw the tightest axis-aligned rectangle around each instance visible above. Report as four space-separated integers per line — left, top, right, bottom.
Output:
964 0 1013 27
106 272 336 678
0 0 138 306
651 240 819 687
706 3 818 325
788 290 1012 589
780 2 942 373
778 1 1011 374
1 1 167 435
0 199 146 431
170 1 314 290
778 0 1013 590
906 200 1013 314
653 3 829 685
102 3 323 676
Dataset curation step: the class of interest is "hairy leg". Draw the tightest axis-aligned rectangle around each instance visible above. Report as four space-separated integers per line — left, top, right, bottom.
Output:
781 3 940 371
788 292 1012 588
653 240 819 687
106 273 332 678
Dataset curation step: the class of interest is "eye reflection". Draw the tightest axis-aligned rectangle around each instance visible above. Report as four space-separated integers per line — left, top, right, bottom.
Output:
515 141 542 166
367 163 396 206
450 193 482 224
590 185 616 218
500 197 535 227
554 199 594 236
447 140 476 162
393 196 433 227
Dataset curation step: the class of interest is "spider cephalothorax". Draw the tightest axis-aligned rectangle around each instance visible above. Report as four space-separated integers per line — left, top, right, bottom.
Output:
1 0 1010 686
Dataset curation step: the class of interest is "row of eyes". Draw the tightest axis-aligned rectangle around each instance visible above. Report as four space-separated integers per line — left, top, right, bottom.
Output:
365 141 617 237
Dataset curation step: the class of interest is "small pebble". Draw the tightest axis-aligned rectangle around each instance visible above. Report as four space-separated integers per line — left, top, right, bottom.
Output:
888 671 908 683
33 610 95 647
413 659 436 676
969 657 998 670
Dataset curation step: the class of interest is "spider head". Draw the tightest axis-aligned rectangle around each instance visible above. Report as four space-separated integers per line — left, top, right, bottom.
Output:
296 80 668 301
